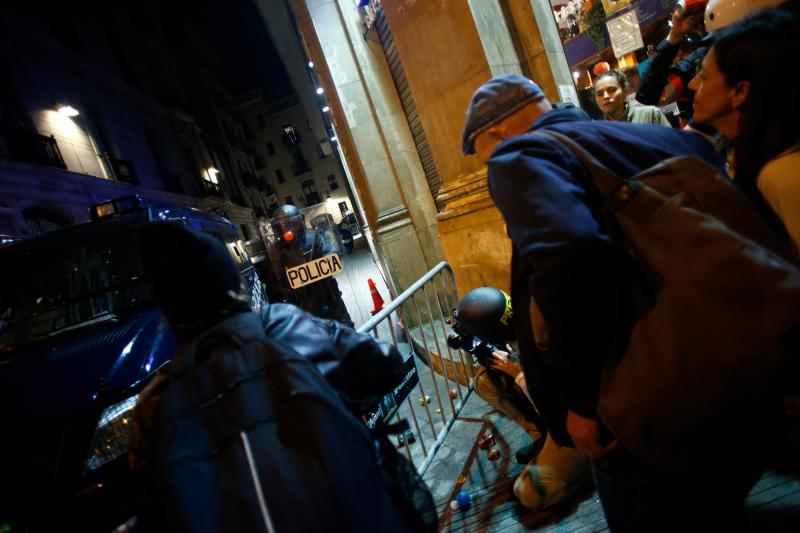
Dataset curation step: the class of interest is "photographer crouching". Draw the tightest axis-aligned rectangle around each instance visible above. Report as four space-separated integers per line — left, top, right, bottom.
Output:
450 288 591 511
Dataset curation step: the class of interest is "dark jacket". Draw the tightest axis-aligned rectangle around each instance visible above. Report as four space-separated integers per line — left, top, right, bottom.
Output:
130 304 404 471
487 108 723 445
260 303 403 410
636 39 708 119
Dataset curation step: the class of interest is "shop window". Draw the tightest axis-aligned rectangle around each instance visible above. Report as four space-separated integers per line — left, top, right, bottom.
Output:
285 196 292 205
266 141 275 156
276 168 285 183
257 114 265 129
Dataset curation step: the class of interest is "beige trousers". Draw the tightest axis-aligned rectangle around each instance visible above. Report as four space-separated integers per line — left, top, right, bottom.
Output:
474 368 592 510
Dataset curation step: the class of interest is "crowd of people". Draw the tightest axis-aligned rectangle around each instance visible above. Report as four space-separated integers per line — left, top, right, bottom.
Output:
121 1 798 532
459 0 800 531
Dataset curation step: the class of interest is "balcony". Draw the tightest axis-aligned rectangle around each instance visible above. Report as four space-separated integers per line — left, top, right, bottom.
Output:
200 179 224 198
101 154 139 185
0 121 67 170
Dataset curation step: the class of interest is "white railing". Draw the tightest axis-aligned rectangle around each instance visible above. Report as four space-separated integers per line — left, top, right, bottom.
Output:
357 261 477 475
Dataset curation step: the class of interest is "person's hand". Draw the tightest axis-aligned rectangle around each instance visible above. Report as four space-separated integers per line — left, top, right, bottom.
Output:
667 11 702 44
490 349 522 378
566 410 618 459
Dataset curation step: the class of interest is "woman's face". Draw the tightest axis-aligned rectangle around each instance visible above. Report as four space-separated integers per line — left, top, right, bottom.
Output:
689 48 743 138
594 76 626 119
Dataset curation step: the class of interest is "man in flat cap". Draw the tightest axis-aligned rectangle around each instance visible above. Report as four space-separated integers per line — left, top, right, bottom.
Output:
461 75 750 531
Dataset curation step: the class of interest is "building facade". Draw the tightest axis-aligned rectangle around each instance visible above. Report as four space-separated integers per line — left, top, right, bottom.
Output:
0 3 264 240
266 0 675 296
237 91 354 225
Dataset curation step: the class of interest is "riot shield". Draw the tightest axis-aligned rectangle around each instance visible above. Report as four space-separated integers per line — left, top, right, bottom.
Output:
261 211 353 326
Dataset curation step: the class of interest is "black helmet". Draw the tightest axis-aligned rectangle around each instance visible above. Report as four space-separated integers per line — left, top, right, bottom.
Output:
454 287 514 344
271 204 306 246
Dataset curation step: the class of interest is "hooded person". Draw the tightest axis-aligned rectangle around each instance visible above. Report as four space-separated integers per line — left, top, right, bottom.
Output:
128 221 431 532
135 220 251 341
130 221 405 462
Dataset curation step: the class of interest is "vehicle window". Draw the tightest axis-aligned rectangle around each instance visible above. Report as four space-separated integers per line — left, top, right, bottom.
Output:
0 213 152 348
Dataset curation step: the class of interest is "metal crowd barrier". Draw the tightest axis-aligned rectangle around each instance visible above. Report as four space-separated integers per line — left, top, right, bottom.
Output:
357 261 478 475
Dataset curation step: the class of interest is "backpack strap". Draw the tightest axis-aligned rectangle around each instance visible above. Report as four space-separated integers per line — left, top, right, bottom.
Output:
535 130 642 212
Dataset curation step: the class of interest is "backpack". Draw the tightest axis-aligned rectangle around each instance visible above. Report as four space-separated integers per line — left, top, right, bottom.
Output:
540 130 800 467
144 313 435 532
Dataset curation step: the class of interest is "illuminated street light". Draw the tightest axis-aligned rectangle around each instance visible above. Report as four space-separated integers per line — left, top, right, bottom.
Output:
316 87 324 95
307 60 314 68
57 104 80 117
330 136 338 143
322 106 330 112
205 167 220 184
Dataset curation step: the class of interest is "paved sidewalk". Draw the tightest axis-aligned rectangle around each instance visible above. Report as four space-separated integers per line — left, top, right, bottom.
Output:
334 246 390 329
427 389 800 532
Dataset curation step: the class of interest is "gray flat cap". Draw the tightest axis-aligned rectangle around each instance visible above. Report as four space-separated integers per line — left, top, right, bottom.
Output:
461 75 545 155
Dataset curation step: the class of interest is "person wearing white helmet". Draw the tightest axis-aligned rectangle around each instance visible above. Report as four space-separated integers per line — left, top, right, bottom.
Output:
704 0 785 31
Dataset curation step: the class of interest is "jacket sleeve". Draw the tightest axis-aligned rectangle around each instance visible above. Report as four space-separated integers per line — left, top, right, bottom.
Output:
261 304 405 409
636 40 679 105
488 137 625 417
324 319 406 407
637 41 708 106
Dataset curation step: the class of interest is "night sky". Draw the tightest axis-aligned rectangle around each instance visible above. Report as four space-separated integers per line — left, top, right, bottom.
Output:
188 0 294 102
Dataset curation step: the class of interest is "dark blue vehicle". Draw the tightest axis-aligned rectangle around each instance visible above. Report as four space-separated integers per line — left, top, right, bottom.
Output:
0 196 266 532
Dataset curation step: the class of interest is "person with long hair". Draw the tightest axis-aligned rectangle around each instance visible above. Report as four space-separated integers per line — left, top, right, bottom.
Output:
594 71 672 126
688 6 800 251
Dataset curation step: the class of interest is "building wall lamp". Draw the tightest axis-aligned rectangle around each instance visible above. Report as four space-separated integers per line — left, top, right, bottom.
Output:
56 104 80 117
205 167 220 184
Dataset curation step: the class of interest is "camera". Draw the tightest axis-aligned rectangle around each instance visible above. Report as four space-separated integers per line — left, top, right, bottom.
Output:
447 323 503 370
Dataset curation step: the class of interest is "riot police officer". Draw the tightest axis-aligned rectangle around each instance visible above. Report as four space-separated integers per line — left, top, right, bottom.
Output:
262 205 353 327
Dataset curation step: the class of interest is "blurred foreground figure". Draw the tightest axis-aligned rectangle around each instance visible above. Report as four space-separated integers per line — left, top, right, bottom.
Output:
129 221 435 533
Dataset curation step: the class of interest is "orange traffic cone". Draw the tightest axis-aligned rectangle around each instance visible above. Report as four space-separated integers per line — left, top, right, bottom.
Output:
368 278 385 315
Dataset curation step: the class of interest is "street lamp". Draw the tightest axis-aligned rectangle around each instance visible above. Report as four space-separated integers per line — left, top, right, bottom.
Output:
56 104 80 117
205 167 220 184
316 87 324 95
322 106 330 113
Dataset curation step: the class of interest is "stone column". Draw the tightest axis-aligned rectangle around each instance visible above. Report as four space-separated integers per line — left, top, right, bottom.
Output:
517 0 577 103
289 0 573 297
379 0 513 293
289 0 444 295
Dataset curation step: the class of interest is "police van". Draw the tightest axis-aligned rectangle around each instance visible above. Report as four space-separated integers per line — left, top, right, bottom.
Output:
0 195 266 532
